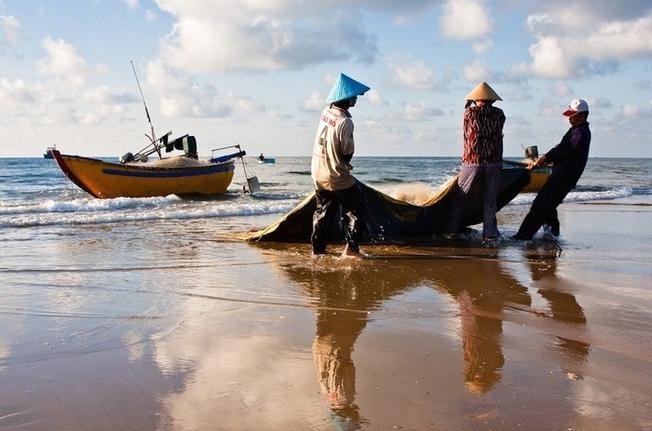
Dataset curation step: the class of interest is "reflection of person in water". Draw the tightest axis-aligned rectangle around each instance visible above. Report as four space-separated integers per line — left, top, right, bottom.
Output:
432 257 531 393
435 252 589 393
526 255 590 367
313 307 362 429
268 245 588 419
280 261 410 430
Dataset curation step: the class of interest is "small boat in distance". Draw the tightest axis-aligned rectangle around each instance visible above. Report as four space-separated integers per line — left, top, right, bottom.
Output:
257 153 275 164
43 145 56 159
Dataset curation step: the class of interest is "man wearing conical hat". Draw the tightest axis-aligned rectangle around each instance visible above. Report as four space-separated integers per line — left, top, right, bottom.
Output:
444 81 505 242
514 98 591 240
311 73 370 258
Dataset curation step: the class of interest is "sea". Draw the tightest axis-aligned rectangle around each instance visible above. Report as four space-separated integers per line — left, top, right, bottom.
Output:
2 156 652 430
0 157 648 232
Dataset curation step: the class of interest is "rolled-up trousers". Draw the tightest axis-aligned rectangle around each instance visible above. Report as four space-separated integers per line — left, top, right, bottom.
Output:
446 163 501 239
312 183 365 254
515 181 569 240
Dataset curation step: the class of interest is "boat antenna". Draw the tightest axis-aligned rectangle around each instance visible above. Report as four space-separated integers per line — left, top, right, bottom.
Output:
130 60 160 157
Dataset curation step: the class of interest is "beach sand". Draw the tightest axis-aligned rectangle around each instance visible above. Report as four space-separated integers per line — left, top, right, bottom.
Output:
1 198 651 430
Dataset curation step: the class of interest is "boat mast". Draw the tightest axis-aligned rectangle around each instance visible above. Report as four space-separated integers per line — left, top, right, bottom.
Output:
130 60 161 158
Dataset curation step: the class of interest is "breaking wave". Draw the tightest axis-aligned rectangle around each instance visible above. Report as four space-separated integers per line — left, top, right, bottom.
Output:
0 199 297 228
510 186 633 206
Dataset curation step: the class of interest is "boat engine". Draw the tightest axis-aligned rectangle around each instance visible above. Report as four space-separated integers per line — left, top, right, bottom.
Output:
120 152 134 164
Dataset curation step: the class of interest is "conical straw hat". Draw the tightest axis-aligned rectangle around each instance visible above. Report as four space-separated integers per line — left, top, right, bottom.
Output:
325 73 371 104
465 82 502 101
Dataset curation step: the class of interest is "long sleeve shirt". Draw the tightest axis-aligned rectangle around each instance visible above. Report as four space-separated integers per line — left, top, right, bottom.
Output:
462 105 505 165
545 123 591 189
311 106 356 191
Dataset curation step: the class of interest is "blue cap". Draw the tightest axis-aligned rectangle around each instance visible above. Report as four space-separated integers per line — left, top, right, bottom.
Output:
325 73 370 104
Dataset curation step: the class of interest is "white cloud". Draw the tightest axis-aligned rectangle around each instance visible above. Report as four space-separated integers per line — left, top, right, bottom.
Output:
0 78 35 103
145 60 250 118
621 104 640 118
583 15 652 60
440 0 492 40
589 97 611 109
526 14 554 36
37 37 88 86
524 13 652 78
95 63 110 75
402 102 444 121
154 0 378 73
84 86 138 105
528 36 571 78
463 61 489 82
123 0 139 10
227 93 264 114
551 82 572 97
472 39 493 54
0 14 21 45
0 75 134 127
389 59 435 89
302 91 324 112
323 74 338 86
145 9 158 21
366 89 386 106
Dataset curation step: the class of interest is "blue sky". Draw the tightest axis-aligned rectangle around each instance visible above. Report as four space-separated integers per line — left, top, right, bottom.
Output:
1 0 651 157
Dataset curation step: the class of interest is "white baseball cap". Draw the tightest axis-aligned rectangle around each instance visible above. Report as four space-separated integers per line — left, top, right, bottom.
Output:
562 98 589 116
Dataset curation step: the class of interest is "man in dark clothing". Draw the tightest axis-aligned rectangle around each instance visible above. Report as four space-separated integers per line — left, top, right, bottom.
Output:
514 98 591 240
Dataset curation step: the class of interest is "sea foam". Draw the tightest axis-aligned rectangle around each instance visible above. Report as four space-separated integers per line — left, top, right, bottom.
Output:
0 200 297 228
509 186 633 206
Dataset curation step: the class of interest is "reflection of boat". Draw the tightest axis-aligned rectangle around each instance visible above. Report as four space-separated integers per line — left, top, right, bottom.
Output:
43 146 56 159
51 134 245 198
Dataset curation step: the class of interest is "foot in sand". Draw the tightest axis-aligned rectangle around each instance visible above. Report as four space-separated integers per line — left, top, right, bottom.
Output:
340 245 367 259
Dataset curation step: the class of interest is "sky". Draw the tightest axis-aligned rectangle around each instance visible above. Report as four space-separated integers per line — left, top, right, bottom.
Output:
0 0 651 158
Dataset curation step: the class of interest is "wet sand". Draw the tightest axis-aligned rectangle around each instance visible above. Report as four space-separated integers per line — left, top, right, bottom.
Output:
1 198 651 430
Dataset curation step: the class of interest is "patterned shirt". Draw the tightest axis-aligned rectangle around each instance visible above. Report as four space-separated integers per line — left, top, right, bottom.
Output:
462 105 505 165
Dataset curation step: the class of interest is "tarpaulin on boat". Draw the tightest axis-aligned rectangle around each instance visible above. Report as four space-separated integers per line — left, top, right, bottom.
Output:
245 168 530 244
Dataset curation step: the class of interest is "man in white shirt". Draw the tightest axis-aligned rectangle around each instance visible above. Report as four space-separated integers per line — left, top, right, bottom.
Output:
311 73 370 258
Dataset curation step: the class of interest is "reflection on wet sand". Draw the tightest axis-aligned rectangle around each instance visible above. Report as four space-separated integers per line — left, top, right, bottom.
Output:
270 244 589 428
431 251 589 393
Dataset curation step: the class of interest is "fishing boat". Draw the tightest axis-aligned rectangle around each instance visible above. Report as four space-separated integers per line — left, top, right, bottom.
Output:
504 145 551 193
503 160 551 193
43 145 56 159
51 134 247 199
256 154 275 164
522 166 551 192
51 61 259 199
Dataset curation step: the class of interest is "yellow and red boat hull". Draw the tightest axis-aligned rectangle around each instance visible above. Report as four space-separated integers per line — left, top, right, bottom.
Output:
522 167 551 193
52 150 235 198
